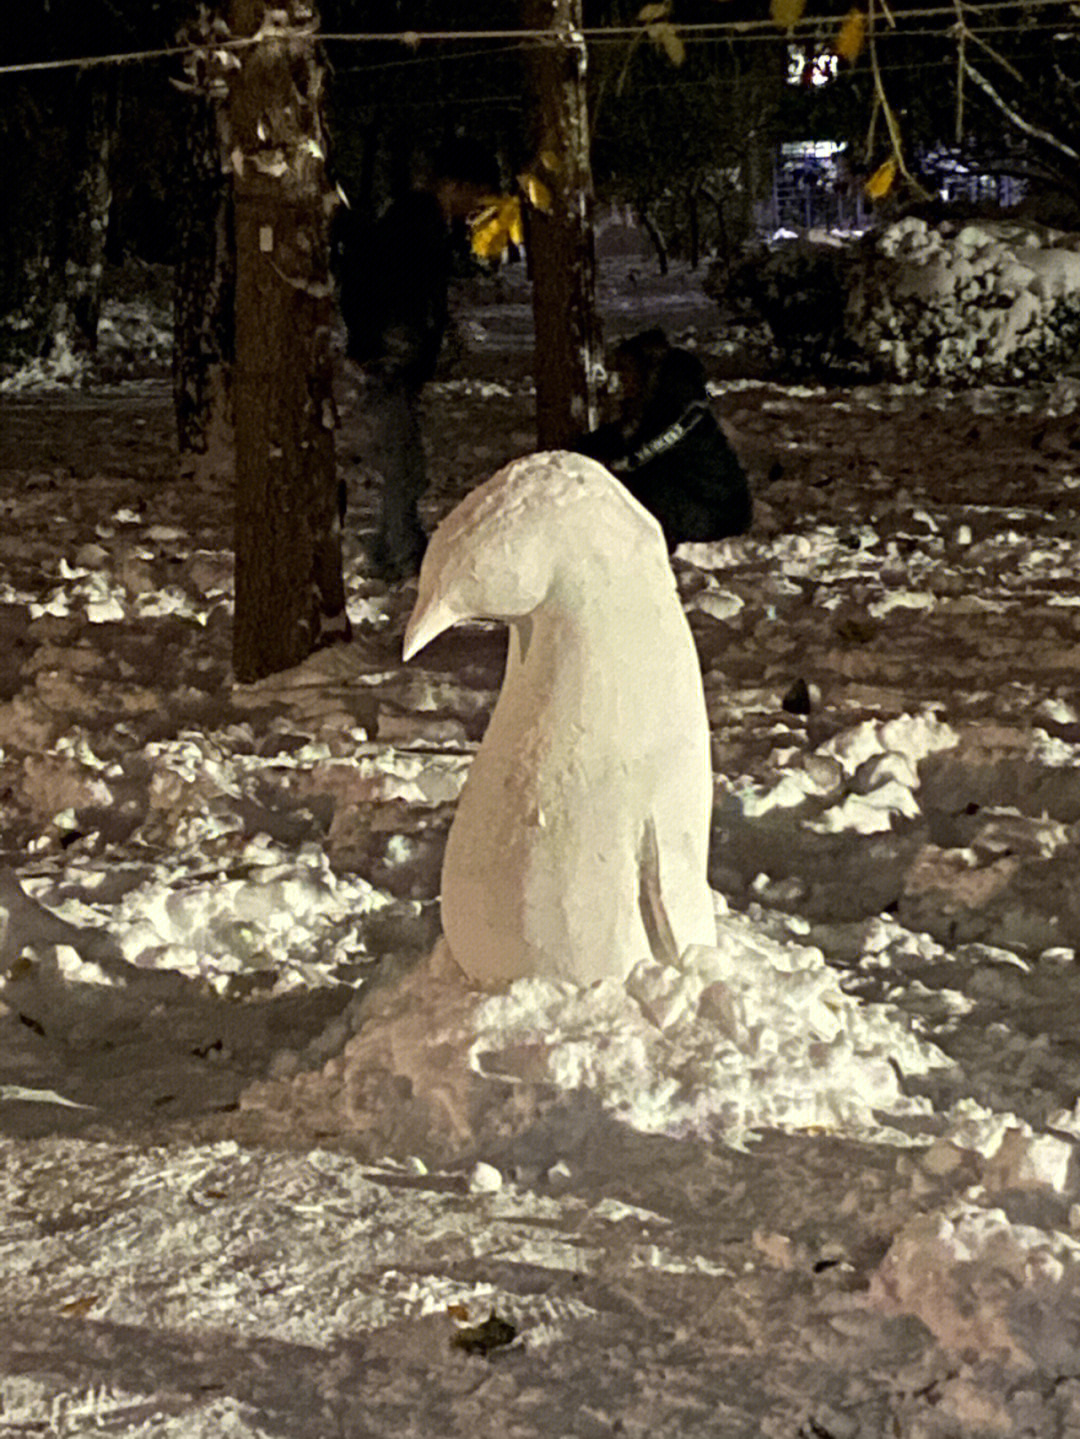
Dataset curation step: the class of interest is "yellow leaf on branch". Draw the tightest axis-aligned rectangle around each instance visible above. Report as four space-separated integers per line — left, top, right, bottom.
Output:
636 2 684 65
769 0 806 31
648 20 686 65
864 156 897 198
471 151 564 258
469 197 523 259
836 8 866 60
469 213 505 260
519 171 553 212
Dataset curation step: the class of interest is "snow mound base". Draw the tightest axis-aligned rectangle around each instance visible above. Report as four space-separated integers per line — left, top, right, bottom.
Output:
245 906 950 1161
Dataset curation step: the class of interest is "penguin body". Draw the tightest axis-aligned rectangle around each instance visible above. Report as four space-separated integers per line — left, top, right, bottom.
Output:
403 451 714 987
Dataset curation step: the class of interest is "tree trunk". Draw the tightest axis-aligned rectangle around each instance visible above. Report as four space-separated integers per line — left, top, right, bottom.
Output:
229 0 345 683
523 0 601 448
59 73 114 354
743 127 768 249
639 206 669 276
0 85 66 361
173 54 234 478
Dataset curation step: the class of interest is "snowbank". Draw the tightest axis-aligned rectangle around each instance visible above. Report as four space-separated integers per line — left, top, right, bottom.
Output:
853 217 1080 383
716 218 1080 383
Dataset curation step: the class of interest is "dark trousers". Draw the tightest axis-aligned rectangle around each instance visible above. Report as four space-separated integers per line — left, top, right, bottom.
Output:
368 375 427 573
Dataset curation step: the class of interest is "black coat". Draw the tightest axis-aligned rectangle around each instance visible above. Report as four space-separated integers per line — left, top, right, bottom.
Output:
338 191 450 387
576 401 752 550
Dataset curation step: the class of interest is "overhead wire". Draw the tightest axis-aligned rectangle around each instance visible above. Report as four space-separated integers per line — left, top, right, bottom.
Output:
0 2 1077 78
333 42 528 76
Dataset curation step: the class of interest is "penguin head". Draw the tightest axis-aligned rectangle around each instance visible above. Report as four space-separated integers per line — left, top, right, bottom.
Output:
403 450 660 659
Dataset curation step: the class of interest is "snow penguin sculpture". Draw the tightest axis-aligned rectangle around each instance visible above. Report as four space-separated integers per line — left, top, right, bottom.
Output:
403 451 715 987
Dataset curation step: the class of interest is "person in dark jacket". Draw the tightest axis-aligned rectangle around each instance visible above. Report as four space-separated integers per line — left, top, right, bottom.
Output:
575 329 752 550
339 140 499 580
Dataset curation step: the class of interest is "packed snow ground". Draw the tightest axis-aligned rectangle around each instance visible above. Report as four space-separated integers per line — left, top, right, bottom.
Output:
3 264 1080 1435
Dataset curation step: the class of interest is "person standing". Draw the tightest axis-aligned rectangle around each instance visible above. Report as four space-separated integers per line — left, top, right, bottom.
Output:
339 140 500 581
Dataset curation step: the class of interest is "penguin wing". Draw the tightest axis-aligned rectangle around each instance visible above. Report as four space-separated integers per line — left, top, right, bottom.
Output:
636 817 680 969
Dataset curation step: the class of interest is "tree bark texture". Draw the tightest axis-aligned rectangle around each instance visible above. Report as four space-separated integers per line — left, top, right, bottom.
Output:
523 0 601 448
228 0 344 683
173 54 234 469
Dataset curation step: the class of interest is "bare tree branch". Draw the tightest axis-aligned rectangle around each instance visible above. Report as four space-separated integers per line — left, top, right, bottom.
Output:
963 57 1080 163
867 0 930 196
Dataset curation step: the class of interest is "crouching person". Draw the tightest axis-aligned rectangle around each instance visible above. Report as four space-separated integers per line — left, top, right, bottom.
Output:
574 328 752 550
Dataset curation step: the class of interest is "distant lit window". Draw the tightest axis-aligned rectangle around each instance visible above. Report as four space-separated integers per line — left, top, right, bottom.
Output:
780 140 844 162
787 44 839 86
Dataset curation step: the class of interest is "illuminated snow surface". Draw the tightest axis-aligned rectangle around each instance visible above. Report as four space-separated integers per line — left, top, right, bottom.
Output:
5 269 1080 1434
855 216 1080 383
754 216 1080 386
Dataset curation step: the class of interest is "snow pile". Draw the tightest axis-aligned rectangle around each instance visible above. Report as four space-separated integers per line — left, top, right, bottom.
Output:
472 913 949 1141
94 299 173 375
871 1199 1080 1369
0 332 88 393
8 839 396 995
28 561 212 626
932 1100 1078 1195
852 217 1080 383
714 218 1080 382
250 904 950 1157
864 1098 1080 1376
16 706 467 859
721 709 957 835
1 296 172 390
6 534 388 634
108 840 390 991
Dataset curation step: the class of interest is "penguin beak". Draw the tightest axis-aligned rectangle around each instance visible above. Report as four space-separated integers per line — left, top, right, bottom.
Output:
402 592 458 662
